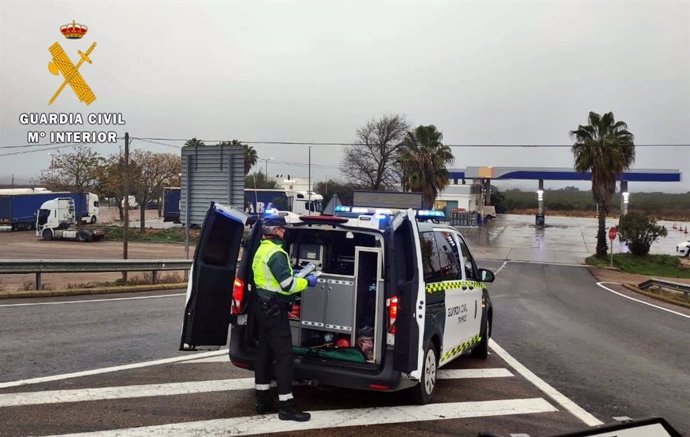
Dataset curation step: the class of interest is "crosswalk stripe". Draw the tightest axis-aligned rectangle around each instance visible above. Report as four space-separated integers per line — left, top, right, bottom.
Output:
48 398 557 437
0 368 513 407
0 350 229 389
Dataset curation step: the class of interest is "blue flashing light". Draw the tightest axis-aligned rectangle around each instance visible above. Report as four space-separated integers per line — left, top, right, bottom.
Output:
416 210 445 218
335 206 351 212
264 208 278 215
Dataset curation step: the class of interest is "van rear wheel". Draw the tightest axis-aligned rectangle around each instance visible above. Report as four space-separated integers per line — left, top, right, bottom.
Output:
410 343 437 404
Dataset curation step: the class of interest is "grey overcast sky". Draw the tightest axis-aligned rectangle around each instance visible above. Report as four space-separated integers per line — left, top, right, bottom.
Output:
1 0 688 192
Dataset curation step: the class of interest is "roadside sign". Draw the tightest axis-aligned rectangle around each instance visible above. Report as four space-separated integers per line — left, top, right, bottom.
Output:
608 226 617 240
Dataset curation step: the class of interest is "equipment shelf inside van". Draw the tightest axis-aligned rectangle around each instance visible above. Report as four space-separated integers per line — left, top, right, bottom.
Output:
180 202 494 404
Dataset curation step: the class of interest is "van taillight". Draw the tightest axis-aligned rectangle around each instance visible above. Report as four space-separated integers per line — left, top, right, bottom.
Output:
387 296 398 334
231 278 245 314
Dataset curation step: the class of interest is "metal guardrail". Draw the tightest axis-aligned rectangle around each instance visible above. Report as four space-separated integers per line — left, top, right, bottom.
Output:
638 278 690 296
0 259 193 290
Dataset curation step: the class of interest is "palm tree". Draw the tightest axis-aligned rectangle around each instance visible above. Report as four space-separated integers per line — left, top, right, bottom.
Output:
399 125 454 209
183 138 205 147
218 140 257 175
243 144 258 175
571 111 635 258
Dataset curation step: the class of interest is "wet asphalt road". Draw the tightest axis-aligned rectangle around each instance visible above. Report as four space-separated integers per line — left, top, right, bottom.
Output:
1 214 689 435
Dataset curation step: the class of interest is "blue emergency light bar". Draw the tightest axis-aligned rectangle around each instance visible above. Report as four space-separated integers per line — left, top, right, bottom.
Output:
334 205 445 221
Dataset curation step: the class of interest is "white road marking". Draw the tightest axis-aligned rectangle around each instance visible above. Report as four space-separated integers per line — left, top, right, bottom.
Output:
495 260 509 275
48 398 557 436
0 368 511 406
506 260 589 268
437 368 513 379
0 378 254 407
0 292 185 308
179 355 229 364
489 339 603 426
597 282 690 319
0 350 228 389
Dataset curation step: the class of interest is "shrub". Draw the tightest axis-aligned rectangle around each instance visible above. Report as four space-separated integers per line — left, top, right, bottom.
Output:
618 212 668 256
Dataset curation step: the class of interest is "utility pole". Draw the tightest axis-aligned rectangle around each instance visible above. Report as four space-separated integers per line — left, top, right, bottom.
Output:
308 146 312 216
123 132 129 282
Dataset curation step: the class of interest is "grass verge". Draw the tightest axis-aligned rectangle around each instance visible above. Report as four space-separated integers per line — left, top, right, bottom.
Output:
103 226 199 243
586 254 690 279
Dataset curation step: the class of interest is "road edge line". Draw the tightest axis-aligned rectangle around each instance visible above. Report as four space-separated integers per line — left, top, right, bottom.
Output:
596 282 690 319
489 339 603 426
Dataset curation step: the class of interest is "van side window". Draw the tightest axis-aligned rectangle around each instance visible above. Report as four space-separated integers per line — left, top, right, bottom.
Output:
420 232 441 282
457 239 478 281
434 231 460 281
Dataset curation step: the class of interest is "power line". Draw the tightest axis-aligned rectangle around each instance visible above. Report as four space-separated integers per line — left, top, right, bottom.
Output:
131 137 690 148
0 143 99 157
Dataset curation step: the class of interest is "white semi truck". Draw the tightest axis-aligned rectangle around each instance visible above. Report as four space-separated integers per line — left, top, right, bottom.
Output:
36 197 105 242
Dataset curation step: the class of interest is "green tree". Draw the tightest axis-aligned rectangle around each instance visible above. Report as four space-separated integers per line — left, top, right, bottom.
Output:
245 171 278 189
618 212 667 256
399 125 454 209
314 179 362 207
571 112 635 258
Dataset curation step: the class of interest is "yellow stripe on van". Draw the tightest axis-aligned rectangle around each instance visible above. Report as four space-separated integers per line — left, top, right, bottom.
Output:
425 280 484 294
440 335 481 364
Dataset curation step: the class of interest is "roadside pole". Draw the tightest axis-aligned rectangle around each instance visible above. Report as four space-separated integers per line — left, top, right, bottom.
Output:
123 132 129 282
608 226 617 267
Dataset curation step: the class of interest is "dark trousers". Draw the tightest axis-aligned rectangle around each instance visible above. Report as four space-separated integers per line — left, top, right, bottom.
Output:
254 298 294 396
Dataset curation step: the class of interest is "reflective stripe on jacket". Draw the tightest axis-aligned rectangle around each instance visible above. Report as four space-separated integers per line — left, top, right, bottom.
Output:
252 239 308 297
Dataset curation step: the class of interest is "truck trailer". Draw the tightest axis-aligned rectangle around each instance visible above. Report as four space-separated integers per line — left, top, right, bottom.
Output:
0 192 99 231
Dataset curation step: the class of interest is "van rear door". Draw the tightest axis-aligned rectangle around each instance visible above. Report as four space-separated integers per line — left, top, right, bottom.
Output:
180 202 248 350
388 209 424 377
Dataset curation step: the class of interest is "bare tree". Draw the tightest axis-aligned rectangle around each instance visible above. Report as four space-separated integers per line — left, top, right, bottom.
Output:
40 145 102 194
95 154 128 221
130 151 181 230
341 114 410 190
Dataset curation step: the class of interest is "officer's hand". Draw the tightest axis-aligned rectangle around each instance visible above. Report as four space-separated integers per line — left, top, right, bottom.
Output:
306 275 318 288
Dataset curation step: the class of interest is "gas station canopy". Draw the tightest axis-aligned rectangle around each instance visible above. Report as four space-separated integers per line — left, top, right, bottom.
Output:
448 167 682 182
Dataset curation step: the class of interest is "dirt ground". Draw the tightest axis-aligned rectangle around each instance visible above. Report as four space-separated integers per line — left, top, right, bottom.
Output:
0 223 193 292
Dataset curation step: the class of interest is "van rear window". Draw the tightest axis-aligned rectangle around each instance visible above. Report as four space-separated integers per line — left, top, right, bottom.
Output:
202 215 236 266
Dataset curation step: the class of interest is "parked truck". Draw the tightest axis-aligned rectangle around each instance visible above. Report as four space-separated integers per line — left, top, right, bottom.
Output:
162 187 323 224
163 187 181 223
0 192 99 231
35 197 105 242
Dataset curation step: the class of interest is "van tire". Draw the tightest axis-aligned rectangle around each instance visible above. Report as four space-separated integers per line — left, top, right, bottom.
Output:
410 343 437 405
471 316 490 359
42 229 53 241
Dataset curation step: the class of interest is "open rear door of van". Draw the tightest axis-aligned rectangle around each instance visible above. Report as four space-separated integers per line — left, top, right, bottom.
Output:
180 202 248 350
389 209 425 377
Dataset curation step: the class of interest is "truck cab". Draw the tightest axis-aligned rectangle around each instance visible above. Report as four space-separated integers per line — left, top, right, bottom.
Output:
180 203 494 403
36 197 104 242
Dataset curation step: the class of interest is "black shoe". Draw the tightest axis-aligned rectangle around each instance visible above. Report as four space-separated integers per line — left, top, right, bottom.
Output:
278 400 311 422
255 390 276 414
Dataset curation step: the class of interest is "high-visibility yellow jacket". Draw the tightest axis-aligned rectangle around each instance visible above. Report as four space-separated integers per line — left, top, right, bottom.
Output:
252 239 308 300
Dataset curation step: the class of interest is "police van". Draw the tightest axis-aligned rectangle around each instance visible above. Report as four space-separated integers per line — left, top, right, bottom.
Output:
180 202 495 403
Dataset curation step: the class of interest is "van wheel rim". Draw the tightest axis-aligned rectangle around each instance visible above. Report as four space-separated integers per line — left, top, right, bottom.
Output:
424 349 436 395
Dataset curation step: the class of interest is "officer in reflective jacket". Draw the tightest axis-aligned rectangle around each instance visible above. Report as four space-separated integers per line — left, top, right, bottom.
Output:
252 215 318 421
